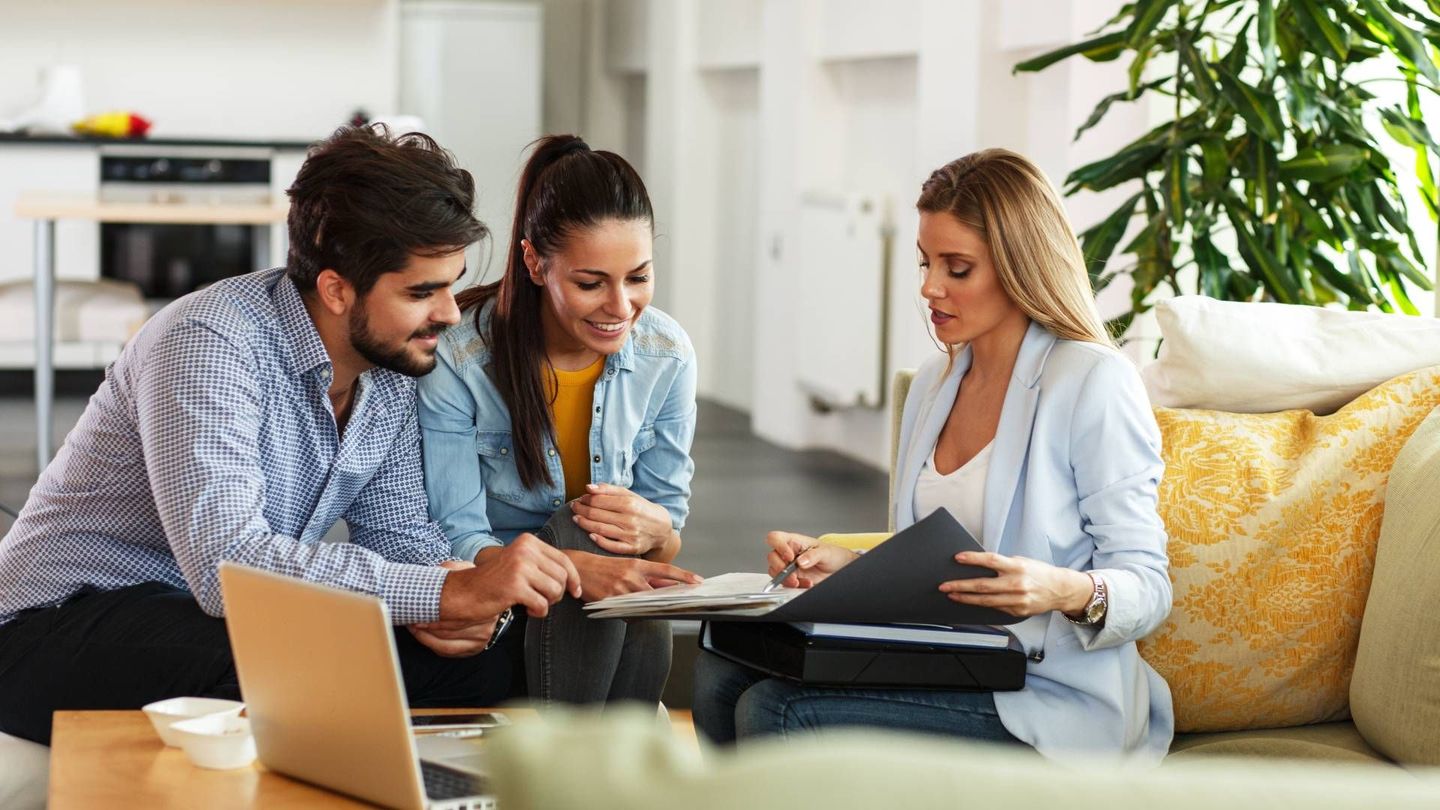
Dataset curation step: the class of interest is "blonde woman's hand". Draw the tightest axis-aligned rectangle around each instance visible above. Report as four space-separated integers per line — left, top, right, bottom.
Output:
765 531 858 589
938 551 1094 618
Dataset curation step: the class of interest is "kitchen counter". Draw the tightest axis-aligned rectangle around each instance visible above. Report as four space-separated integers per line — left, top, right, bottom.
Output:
0 132 315 150
15 191 289 224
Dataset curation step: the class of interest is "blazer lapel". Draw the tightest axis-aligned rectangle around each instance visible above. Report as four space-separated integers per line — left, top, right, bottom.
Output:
893 348 971 529
980 321 1057 556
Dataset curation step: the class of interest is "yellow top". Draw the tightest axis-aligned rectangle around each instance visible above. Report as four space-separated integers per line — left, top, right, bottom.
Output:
546 357 606 501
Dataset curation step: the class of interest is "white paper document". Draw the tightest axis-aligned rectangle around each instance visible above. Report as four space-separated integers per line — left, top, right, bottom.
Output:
582 572 804 618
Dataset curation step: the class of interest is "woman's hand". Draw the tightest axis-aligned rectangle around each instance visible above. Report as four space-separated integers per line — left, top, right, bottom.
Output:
765 532 858 589
572 484 676 557
938 551 1094 618
565 550 702 602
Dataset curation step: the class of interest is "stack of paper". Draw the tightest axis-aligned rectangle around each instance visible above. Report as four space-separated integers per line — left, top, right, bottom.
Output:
789 622 1011 649
583 573 803 619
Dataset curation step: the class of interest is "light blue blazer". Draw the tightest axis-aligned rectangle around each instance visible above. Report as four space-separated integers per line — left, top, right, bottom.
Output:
893 320 1174 761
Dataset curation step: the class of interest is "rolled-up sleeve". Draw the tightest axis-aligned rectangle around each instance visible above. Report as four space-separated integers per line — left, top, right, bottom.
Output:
1065 354 1172 650
418 343 504 561
134 320 447 624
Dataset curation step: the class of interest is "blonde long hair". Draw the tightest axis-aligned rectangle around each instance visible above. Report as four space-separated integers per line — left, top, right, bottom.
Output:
916 148 1112 348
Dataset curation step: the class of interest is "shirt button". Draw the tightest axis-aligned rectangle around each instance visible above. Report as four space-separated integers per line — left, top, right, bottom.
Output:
500 448 508 455
552 498 562 507
592 455 601 463
606 369 615 377
547 448 556 457
594 406 601 414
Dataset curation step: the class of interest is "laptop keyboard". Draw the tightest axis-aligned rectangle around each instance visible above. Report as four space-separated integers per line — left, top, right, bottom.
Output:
421 760 489 801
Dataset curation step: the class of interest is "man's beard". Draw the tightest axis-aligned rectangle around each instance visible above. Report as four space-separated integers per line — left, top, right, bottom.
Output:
348 304 445 378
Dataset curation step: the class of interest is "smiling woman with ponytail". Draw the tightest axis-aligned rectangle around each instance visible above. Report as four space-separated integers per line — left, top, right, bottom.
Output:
418 135 700 706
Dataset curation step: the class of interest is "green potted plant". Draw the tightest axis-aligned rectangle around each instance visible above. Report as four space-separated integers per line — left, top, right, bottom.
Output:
1016 0 1440 335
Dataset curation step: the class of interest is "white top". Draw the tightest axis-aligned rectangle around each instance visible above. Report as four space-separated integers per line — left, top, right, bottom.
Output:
912 440 993 546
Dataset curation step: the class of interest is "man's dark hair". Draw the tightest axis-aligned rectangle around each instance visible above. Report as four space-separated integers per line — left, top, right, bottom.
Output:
285 125 487 295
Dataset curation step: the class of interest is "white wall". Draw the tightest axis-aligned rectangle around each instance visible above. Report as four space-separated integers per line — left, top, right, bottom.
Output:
578 0 1145 470
0 0 400 141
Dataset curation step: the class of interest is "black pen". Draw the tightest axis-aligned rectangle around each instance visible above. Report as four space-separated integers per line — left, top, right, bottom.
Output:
762 545 816 593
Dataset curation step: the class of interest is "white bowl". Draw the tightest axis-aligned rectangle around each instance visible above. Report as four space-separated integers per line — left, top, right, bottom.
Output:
141 697 245 747
169 714 257 770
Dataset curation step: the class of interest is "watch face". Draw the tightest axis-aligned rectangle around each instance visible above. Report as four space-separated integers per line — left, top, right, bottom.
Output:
1086 596 1107 623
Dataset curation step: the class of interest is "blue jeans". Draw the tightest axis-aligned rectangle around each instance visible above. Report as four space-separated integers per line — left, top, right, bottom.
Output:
692 650 1026 747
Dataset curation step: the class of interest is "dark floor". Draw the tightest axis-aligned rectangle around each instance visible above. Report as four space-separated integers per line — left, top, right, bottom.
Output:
0 371 890 707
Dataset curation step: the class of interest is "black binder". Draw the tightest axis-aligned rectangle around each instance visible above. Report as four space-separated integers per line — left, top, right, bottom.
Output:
700 621 1027 691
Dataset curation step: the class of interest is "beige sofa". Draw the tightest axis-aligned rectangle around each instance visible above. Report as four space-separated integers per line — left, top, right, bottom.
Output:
0 732 47 809
485 709 1440 810
824 370 1440 766
479 373 1440 809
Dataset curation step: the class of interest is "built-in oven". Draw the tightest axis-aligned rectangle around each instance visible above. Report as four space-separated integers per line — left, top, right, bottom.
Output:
98 145 275 301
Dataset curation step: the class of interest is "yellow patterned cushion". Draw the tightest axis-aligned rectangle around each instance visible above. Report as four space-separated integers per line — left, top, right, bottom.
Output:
1138 366 1440 733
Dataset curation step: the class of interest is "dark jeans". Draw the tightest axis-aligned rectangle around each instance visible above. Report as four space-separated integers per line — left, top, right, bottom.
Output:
692 650 1026 748
0 581 523 745
528 504 672 706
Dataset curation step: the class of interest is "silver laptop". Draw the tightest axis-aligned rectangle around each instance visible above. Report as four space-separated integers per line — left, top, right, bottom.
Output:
219 562 496 810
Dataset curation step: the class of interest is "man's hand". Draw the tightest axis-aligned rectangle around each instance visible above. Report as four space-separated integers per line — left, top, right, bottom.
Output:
438 533 582 623
408 618 498 658
571 484 677 557
412 557 492 657
565 550 702 602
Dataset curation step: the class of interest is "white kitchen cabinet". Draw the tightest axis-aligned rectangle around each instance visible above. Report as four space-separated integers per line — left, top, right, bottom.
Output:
0 146 99 285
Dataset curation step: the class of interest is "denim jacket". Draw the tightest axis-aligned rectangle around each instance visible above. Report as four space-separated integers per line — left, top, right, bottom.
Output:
418 298 698 562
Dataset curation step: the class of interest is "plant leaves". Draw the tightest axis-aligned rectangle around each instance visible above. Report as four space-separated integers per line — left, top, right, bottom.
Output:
1014 32 1127 73
1179 38 1220 108
1074 79 1170 141
1066 125 1171 192
1216 64 1283 140
1192 230 1233 298
1126 0 1177 49
1279 145 1371 182
1293 0 1350 61
1258 0 1278 78
1359 0 1440 84
1079 193 1144 283
1225 18 1251 74
1308 249 1374 304
1227 199 1301 303
1020 0 1435 321
1167 147 1192 228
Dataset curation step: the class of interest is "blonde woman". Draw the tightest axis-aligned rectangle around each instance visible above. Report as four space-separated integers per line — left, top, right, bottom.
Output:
692 149 1175 761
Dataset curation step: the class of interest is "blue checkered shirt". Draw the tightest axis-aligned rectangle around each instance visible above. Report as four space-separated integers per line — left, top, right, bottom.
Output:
0 268 454 627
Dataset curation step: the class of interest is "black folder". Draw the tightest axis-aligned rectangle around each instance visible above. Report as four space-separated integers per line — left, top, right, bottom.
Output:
693 509 1031 690
649 508 1025 627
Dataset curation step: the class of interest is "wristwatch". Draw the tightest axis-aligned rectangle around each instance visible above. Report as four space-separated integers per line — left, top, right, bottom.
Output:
1065 572 1108 627
483 607 515 651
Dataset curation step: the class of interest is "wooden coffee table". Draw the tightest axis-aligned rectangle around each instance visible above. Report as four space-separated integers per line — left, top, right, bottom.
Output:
49 708 698 808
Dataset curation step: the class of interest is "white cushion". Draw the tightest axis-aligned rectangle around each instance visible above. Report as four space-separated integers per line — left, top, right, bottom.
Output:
0 731 48 810
0 279 149 344
1140 295 1440 414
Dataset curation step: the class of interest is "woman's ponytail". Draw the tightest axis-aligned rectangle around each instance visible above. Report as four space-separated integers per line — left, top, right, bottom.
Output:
456 135 653 490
